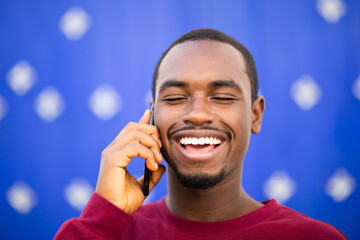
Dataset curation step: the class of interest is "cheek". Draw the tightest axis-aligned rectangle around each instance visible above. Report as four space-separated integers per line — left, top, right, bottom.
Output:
155 111 177 166
229 107 251 129
154 114 167 140
229 111 252 148
154 109 178 144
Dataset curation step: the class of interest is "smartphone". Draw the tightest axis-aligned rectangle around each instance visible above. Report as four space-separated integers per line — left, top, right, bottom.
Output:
142 104 154 196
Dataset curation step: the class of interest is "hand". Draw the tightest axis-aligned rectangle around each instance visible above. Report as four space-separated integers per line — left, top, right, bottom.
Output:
95 110 165 214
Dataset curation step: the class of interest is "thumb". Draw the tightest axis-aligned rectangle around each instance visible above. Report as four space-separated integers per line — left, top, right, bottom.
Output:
148 164 166 192
138 164 166 194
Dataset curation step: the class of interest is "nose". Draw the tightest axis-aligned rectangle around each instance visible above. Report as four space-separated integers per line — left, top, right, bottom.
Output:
182 97 215 125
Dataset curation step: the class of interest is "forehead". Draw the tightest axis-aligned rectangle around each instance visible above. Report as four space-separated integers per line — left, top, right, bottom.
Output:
156 40 249 95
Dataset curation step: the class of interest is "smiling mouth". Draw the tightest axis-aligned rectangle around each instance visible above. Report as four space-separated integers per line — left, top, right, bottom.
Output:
179 137 221 153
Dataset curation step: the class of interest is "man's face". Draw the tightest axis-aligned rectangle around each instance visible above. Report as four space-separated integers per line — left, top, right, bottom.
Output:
154 40 257 189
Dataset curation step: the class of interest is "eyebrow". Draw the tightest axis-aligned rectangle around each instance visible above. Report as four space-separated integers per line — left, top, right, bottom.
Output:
158 79 242 94
210 80 242 93
158 80 189 94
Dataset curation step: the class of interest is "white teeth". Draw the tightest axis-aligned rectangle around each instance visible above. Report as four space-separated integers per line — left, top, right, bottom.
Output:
179 137 221 145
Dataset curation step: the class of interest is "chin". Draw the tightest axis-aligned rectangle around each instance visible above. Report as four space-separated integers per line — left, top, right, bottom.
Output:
174 167 226 190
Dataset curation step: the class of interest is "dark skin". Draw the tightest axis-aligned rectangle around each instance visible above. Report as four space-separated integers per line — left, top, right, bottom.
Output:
95 40 265 222
155 40 265 221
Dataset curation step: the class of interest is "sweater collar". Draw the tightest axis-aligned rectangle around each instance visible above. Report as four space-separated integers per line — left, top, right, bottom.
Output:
154 198 279 233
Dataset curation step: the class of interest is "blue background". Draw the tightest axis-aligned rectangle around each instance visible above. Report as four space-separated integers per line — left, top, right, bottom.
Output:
0 0 359 239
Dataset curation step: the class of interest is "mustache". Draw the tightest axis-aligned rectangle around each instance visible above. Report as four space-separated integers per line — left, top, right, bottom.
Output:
168 125 232 141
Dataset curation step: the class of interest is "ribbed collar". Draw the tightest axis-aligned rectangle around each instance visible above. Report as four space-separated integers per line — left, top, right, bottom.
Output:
154 198 279 234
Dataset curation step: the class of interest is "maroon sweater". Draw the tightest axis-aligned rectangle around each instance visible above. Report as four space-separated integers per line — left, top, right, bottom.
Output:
55 193 347 239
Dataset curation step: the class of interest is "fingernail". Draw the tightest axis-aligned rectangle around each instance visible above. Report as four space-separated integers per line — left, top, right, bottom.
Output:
158 139 162 148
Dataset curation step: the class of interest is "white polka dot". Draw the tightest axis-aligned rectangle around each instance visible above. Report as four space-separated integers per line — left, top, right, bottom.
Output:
290 74 322 111
64 178 93 211
6 61 37 96
0 95 9 121
6 181 38 214
325 168 356 202
317 0 346 24
89 84 122 120
352 75 360 101
263 170 297 203
59 6 91 41
34 87 65 122
144 89 153 108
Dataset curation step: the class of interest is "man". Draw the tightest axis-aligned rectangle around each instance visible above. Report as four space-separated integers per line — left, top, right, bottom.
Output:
55 28 347 239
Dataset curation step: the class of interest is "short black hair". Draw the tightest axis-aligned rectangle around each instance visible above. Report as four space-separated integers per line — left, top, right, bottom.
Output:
152 28 258 103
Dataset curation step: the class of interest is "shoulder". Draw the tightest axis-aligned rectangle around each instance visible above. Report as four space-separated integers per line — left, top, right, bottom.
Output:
124 199 166 237
264 199 347 239
133 199 164 219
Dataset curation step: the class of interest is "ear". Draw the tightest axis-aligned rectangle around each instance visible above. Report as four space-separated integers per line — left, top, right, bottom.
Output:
251 96 265 134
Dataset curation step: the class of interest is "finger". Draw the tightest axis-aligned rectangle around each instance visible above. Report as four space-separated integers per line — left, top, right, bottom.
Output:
107 109 150 146
110 143 159 171
138 109 161 147
139 109 151 124
137 110 160 145
111 122 160 146
114 130 163 163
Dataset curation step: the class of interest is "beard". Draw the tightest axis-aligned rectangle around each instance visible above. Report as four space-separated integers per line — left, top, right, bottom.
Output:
161 136 228 190
173 165 226 190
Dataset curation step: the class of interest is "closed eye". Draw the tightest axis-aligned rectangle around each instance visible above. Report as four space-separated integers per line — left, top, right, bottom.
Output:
163 96 189 104
212 97 236 101
164 97 187 101
210 95 239 104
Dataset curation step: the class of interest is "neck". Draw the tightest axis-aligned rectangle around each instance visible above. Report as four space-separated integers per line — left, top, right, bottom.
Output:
165 166 263 222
